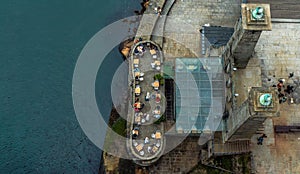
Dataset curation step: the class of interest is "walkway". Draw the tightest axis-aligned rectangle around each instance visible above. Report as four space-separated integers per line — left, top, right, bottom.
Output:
151 0 176 47
135 0 166 40
249 22 300 174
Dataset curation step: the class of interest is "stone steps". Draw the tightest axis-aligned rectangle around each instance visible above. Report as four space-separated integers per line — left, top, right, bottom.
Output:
213 140 251 156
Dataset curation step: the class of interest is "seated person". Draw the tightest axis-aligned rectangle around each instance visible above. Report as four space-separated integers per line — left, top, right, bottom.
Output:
145 92 150 101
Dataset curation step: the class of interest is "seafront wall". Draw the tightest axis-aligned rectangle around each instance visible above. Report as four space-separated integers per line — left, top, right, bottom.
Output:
101 0 165 172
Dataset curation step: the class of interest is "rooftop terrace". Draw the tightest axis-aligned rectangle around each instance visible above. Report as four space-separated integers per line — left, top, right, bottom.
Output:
127 40 165 164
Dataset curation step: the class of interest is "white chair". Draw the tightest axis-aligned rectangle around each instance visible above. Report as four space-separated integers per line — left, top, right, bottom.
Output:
140 150 144 156
151 133 155 139
156 66 161 70
152 55 157 59
134 64 139 68
140 72 144 77
151 63 155 69
139 77 144 81
147 146 152 153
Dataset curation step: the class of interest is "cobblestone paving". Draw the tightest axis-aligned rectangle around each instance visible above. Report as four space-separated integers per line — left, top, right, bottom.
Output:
136 0 166 40
163 0 241 58
249 23 300 174
149 136 201 174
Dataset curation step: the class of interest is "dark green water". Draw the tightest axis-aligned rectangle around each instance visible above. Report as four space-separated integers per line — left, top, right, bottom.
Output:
0 0 140 173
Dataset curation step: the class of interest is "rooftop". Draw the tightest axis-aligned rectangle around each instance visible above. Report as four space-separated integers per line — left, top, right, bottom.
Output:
174 58 225 133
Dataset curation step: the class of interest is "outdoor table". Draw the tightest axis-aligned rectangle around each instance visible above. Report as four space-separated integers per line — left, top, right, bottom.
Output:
155 132 161 139
152 146 158 153
135 87 141 95
132 130 139 136
136 144 143 152
153 81 159 88
153 109 160 115
150 49 156 55
154 60 160 66
134 71 140 77
135 116 141 123
133 59 139 65
134 102 141 109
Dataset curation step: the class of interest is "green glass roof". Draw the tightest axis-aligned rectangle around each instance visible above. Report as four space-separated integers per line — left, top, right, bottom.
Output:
175 58 225 133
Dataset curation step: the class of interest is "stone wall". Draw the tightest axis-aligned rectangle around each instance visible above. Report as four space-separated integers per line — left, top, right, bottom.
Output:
222 18 262 69
224 99 250 141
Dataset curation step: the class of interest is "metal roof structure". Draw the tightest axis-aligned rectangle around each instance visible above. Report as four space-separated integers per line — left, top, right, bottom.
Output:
174 58 225 133
201 26 234 55
203 26 234 47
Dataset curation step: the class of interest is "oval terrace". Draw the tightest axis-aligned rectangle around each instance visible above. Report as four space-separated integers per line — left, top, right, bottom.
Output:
127 40 166 165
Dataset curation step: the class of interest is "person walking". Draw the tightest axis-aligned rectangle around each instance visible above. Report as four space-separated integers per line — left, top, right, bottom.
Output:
257 134 267 145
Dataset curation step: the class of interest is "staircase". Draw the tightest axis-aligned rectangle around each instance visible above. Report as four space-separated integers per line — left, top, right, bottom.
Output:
212 140 251 156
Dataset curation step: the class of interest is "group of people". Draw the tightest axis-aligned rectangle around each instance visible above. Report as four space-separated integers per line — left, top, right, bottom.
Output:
274 72 295 104
134 98 144 111
131 40 163 157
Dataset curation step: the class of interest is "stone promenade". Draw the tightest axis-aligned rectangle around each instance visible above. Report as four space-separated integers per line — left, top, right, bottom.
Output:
163 0 241 60
249 22 300 174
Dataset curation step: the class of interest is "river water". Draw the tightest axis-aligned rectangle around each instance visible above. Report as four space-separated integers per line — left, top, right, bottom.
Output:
0 0 140 173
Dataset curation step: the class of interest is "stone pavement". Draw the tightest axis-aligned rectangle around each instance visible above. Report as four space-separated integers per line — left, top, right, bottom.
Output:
233 57 262 108
148 136 201 174
249 23 300 174
163 0 241 59
136 0 166 40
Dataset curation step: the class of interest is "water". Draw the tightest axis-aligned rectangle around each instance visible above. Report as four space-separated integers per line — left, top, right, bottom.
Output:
0 0 140 173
